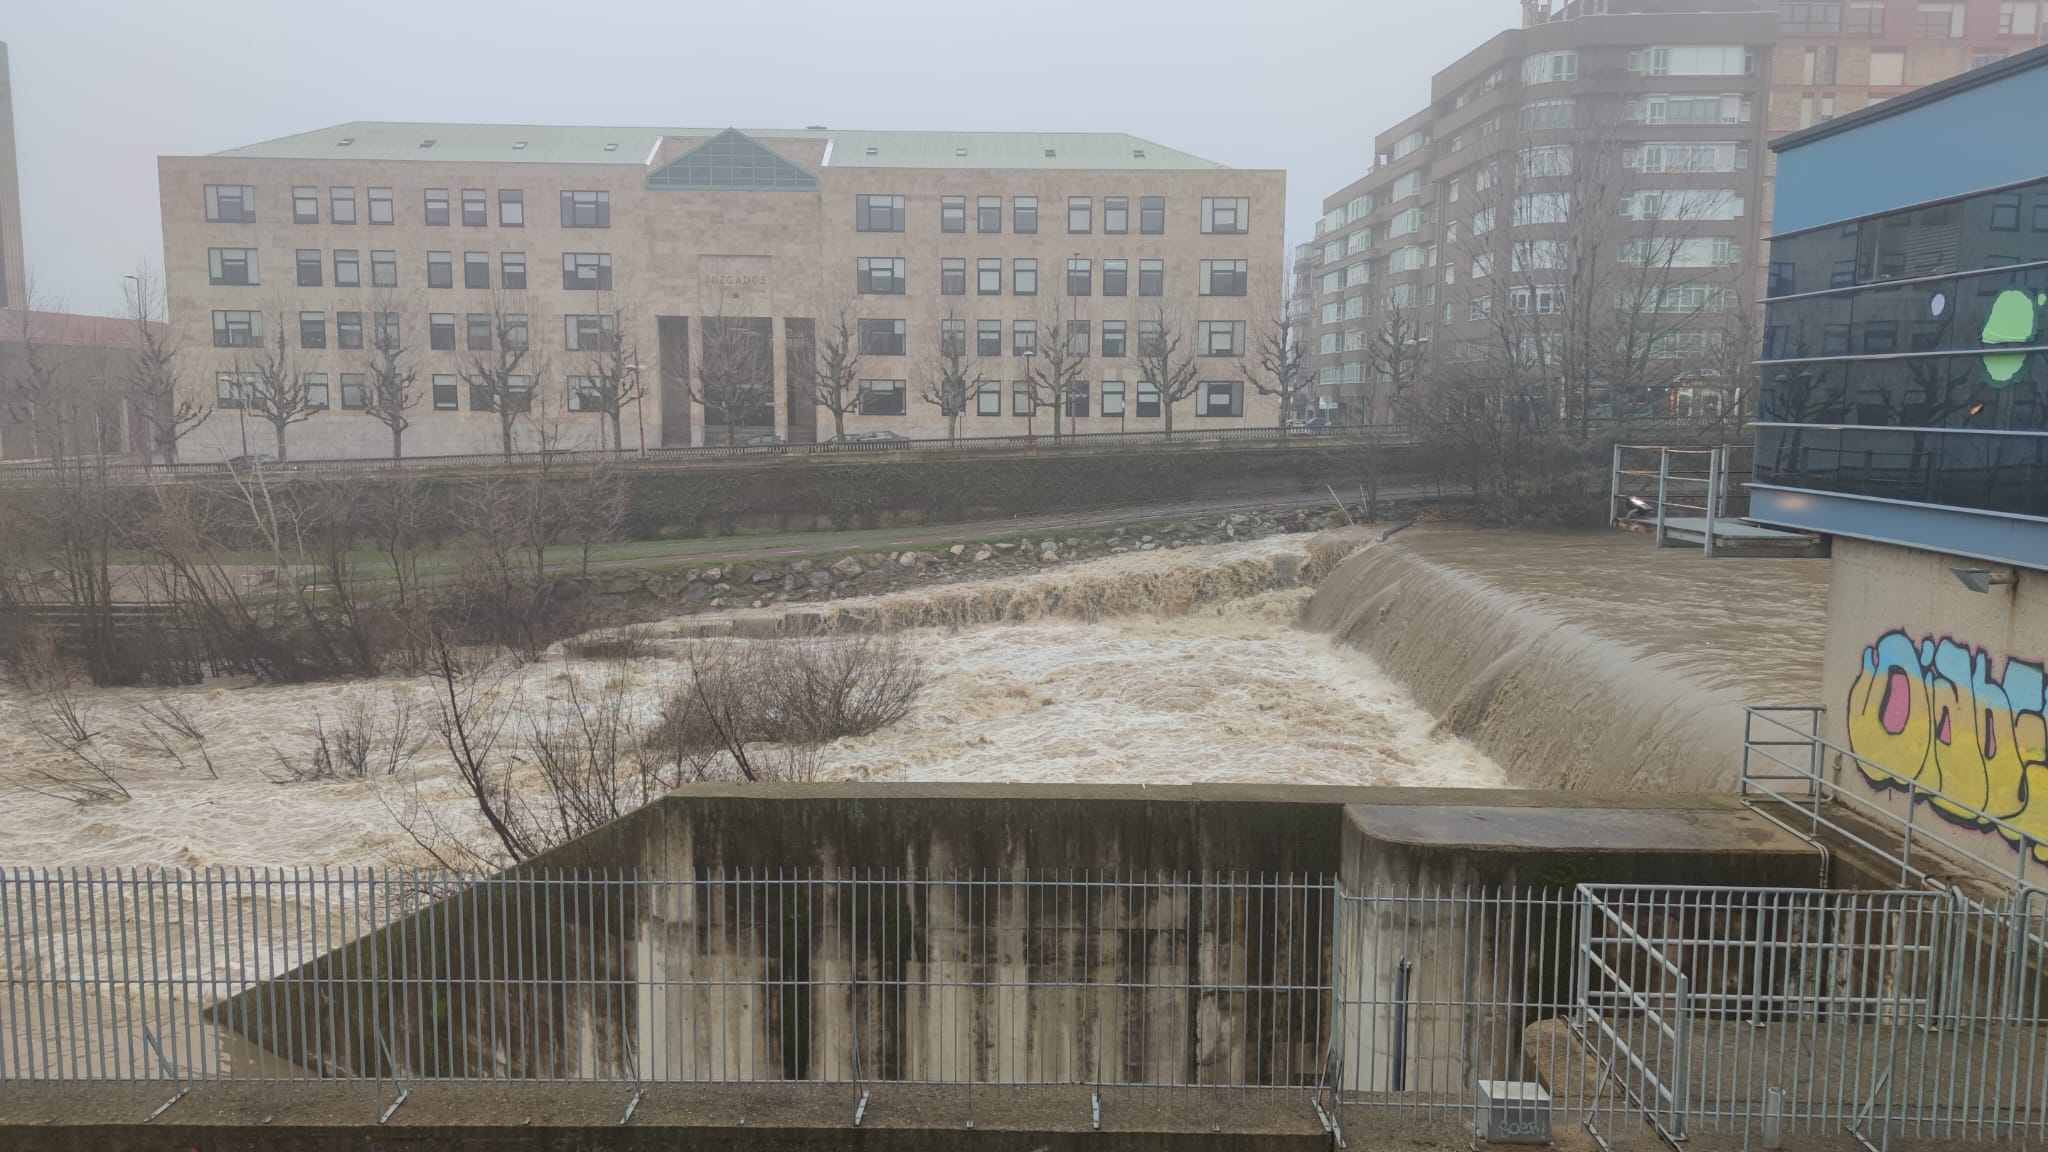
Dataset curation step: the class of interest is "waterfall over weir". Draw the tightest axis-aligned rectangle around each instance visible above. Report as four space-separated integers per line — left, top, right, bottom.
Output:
1300 527 1830 793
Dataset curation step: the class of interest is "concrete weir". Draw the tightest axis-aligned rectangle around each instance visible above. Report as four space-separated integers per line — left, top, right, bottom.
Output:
4 783 1827 1149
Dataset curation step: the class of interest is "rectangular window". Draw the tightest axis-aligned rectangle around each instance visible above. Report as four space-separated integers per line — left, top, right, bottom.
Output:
1068 196 1092 233
976 195 1002 233
1013 320 1037 357
1067 258 1091 296
469 374 531 413
858 318 907 356
564 314 615 351
299 312 326 349
856 194 905 232
1847 0 1884 31
562 190 610 227
212 310 261 348
1014 258 1038 296
1140 196 1165 234
1201 197 1248 234
1104 196 1129 234
941 257 966 296
1919 2 1963 37
499 188 524 226
303 373 329 410
427 251 453 289
1198 321 1245 356
215 372 251 408
501 252 526 290
461 188 487 227
562 252 613 290
1067 319 1091 356
205 184 256 222
337 311 363 349
1198 380 1243 417
430 313 456 351
1200 259 1248 296
334 249 360 287
1521 99 1575 131
1137 320 1163 358
1102 320 1126 358
1992 193 2023 230
467 313 492 351
374 312 400 350
330 187 356 224
977 257 1002 295
976 380 1002 416
339 373 366 410
858 379 907 416
940 318 966 357
1136 380 1161 417
368 187 393 225
433 374 459 410
424 188 450 226
293 186 319 224
941 196 966 233
1102 380 1126 416
2003 0 2039 34
1066 380 1091 418
502 314 529 350
1013 380 1033 415
978 319 1003 357
566 376 602 412
1014 196 1038 233
1103 259 1128 296
207 247 258 286
1139 259 1164 296
464 251 490 289
1521 50 1578 83
858 256 906 294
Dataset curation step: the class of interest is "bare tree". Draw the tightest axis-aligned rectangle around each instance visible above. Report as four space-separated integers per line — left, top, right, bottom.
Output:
805 307 863 442
574 294 643 453
1024 304 1089 444
691 314 774 446
1249 311 1313 429
1134 304 1201 437
361 290 419 459
239 306 317 461
2 280 79 463
917 308 978 442
467 295 542 456
121 265 207 466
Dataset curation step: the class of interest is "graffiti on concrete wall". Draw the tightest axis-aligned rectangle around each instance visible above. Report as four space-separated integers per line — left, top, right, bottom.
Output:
1846 630 2048 864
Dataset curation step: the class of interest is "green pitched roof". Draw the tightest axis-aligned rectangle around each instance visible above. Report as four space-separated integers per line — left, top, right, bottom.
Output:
647 129 818 190
208 122 1229 170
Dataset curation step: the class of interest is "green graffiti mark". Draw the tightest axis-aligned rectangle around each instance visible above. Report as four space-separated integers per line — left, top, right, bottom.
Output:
1980 288 2038 384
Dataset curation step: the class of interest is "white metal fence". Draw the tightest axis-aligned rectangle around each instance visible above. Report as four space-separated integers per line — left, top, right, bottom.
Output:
4 867 2043 1147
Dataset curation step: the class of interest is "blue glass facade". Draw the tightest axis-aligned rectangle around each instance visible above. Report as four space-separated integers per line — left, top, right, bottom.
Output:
1755 49 2048 568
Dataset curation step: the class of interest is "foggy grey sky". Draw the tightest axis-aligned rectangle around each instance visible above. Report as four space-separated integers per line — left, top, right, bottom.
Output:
9 0 1510 315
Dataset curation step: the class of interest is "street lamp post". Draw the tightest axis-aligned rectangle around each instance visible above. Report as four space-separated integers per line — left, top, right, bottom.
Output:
624 361 647 458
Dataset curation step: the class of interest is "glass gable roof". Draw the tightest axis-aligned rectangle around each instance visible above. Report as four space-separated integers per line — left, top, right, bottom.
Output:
646 128 818 191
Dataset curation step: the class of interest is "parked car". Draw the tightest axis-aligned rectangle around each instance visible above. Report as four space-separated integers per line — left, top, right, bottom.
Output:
742 434 785 453
226 454 285 472
824 430 910 451
1284 417 1333 436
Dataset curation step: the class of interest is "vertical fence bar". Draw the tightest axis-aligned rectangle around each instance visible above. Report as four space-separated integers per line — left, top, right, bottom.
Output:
1703 447 1722 558
1654 448 1671 547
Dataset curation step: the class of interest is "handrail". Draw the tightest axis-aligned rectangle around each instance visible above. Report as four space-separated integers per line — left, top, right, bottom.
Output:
1741 705 2045 896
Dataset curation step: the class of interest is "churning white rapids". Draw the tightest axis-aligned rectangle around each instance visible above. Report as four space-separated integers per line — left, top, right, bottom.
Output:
0 538 1500 870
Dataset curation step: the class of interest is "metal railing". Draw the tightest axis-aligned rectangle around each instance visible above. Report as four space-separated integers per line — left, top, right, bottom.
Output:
0 868 1333 1098
1330 882 2048 1149
1742 705 2048 896
0 416 1716 486
7 866 2040 1145
1609 443 1753 554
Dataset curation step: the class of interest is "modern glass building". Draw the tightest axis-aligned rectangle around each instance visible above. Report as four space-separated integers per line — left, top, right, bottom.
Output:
1756 43 2048 568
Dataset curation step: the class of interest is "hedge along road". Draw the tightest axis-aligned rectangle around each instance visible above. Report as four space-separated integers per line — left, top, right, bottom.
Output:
568 479 1452 575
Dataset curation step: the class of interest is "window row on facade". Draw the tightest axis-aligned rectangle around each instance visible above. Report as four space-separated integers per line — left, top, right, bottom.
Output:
1755 424 2048 518
205 247 621 291
849 378 1246 419
1768 177 2048 298
854 194 1250 235
205 185 611 228
212 310 1249 359
854 256 1246 297
1780 1 2048 39
1763 263 2048 366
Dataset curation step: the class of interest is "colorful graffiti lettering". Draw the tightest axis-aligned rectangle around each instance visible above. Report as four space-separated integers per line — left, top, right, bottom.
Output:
1847 631 2048 863
1978 290 2041 385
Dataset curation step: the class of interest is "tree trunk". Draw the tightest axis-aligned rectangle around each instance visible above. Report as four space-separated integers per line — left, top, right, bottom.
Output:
1163 402 1176 439
392 425 403 460
831 405 846 442
273 421 289 462
609 409 624 453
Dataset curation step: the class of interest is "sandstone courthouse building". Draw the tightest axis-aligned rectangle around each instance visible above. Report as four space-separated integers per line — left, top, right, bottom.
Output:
159 124 1284 459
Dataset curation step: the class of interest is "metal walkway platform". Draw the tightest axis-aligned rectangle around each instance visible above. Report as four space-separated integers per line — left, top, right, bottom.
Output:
1617 514 1825 557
